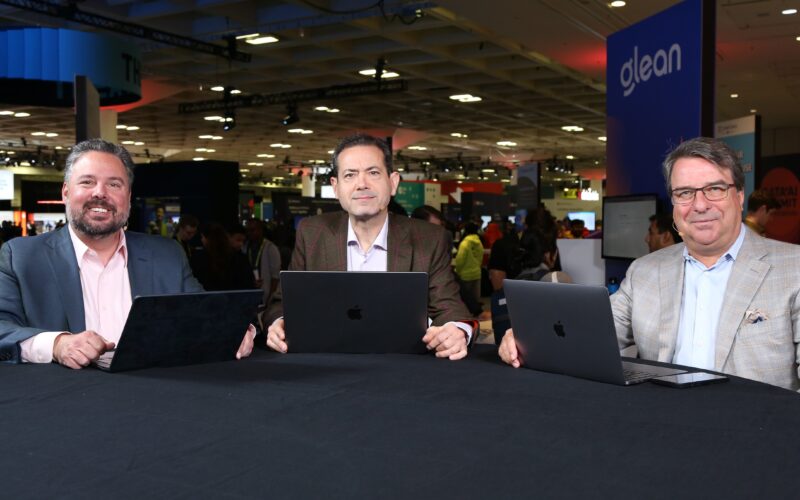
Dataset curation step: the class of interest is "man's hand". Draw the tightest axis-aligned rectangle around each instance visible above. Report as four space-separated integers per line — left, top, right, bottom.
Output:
236 324 257 360
53 331 115 369
498 329 522 368
423 323 468 360
266 318 288 353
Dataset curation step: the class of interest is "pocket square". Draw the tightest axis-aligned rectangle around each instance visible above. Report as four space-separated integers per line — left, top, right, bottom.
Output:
745 309 768 324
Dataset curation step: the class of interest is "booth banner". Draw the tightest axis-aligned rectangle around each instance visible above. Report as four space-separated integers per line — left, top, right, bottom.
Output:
0 170 13 200
0 28 141 106
606 0 713 200
394 181 425 214
716 115 759 212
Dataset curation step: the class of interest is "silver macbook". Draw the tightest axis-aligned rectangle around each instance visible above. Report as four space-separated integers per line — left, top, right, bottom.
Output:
94 290 262 372
280 271 428 354
503 279 689 385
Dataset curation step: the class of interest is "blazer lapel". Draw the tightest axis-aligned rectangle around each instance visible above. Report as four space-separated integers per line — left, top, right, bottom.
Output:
657 246 685 362
327 213 348 271
126 233 154 298
387 215 412 272
48 228 86 332
714 231 769 369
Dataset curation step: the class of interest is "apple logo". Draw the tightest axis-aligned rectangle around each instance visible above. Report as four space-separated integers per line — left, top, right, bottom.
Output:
347 305 363 320
553 320 566 337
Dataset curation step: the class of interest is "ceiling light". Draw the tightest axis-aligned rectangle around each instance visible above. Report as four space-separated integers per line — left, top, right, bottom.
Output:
610 1 626 7
750 109 757 113
482 169 496 173
0 111 14 116
193 157 205 161
14 112 30 117
561 125 584 132
205 149 216 153
449 94 482 103
358 69 400 78
211 135 223 140
314 106 329 111
205 116 223 121
134 141 144 146
196 148 207 152
408 146 427 151
46 133 58 137
247 162 264 166
451 132 468 138
199 134 213 139
497 141 517 147
782 8 797 15
115 124 127 129
121 140 134 145
240 169 250 173
797 36 800 42
245 35 279 45
270 143 291 148
222 110 236 131
236 33 259 40
566 155 575 160
31 132 45 136
328 150 335 154
328 108 340 113
210 86 225 92
598 136 607 142
730 93 739 98
126 126 140 131
257 153 276 158
230 89 242 95
282 103 299 126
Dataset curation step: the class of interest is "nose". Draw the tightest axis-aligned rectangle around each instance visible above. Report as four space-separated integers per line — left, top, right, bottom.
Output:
692 189 711 211
91 183 108 199
355 171 369 188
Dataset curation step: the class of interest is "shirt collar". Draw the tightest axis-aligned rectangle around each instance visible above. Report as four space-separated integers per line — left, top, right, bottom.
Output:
683 224 746 266
68 225 128 268
347 214 390 251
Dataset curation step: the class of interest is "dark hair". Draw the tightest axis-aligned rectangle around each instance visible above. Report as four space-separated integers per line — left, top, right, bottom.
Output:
330 133 393 177
65 139 135 185
649 213 682 243
464 221 480 235
228 224 246 237
747 189 781 213
177 214 199 229
662 137 744 193
518 230 544 269
200 223 233 284
411 205 443 223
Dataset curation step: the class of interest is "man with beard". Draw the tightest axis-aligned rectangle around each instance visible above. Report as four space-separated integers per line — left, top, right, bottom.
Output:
0 139 255 367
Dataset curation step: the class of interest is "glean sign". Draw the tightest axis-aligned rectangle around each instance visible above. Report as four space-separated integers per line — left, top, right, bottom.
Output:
620 43 682 97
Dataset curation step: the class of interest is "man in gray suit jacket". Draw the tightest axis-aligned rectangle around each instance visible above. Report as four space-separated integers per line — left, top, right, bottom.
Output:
500 137 800 390
0 139 255 368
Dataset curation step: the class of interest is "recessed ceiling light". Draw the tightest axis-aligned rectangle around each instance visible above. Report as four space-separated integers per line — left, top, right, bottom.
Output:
196 148 207 152
782 8 797 15
121 140 135 145
598 136 607 142
115 124 127 129
257 153 276 158
240 168 250 173
199 134 213 139
497 141 517 147
14 112 30 117
245 35 279 45
451 132 468 138
210 86 225 92
0 111 13 116
750 109 757 113
408 146 427 150
236 33 259 40
211 136 223 140
230 89 242 95
566 155 575 160
561 125 584 132
247 162 264 166
610 1 626 7
205 149 216 153
449 94 482 103
134 141 144 146
126 126 140 131
204 116 223 121
31 132 45 136
46 133 58 137
314 106 329 111
328 150 335 154
193 157 205 161
730 93 739 98
358 69 400 78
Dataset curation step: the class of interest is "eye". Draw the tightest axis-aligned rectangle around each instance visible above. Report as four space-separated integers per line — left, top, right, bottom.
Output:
704 185 725 195
674 189 694 200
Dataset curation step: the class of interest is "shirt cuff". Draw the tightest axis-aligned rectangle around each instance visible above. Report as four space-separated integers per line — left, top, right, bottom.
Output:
448 321 473 343
19 331 64 363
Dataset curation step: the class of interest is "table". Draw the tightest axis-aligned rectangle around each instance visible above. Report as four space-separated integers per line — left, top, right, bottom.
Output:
3 345 800 499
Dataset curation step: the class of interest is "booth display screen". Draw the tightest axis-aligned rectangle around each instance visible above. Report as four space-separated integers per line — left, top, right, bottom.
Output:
602 195 658 260
567 211 596 230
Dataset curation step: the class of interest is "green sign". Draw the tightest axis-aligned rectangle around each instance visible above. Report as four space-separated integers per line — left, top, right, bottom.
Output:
394 181 425 214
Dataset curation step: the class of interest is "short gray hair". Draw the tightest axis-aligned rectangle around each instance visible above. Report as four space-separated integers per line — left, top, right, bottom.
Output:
64 139 135 185
662 137 744 193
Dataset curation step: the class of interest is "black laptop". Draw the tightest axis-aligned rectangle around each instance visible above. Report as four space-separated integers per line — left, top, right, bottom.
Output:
94 289 262 372
280 271 429 354
503 279 690 385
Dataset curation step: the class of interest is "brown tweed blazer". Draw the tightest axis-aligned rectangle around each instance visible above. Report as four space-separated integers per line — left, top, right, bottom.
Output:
613 227 800 390
266 211 470 326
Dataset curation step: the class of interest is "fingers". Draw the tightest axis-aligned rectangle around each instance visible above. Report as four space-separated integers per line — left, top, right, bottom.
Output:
236 325 256 360
498 329 521 368
266 318 288 353
53 331 111 369
425 325 467 361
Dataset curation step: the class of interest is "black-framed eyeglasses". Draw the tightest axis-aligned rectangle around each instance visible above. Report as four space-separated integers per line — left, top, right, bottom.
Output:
670 183 736 205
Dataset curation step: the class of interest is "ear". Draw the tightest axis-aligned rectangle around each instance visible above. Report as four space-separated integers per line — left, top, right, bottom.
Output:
330 175 339 199
61 182 69 203
389 171 400 196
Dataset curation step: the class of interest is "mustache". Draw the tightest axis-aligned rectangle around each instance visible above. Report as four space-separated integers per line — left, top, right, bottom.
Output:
83 200 116 212
351 191 377 199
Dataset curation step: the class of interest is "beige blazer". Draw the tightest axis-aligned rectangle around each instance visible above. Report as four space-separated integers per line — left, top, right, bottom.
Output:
612 227 800 390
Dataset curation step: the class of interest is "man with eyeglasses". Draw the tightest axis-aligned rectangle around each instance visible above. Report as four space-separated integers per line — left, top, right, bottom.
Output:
500 137 800 390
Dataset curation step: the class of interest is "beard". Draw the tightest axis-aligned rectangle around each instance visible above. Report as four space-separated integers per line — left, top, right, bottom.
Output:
67 199 130 239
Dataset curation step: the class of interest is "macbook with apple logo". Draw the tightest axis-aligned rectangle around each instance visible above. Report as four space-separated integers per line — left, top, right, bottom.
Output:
503 279 690 385
280 271 429 354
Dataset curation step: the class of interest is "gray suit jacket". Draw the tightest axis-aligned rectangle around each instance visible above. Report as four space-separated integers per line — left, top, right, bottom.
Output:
0 227 203 363
266 211 471 326
612 227 800 390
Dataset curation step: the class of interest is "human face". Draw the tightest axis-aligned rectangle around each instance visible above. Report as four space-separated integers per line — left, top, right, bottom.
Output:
644 221 671 253
330 145 400 222
229 233 246 251
62 151 131 239
670 157 743 261
178 225 197 242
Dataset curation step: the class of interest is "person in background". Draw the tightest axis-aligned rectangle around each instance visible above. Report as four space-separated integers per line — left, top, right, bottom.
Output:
173 214 199 259
488 219 521 291
645 213 682 253
148 206 169 237
455 221 484 317
229 224 247 252
190 223 254 291
744 189 781 237
569 219 587 238
243 219 281 304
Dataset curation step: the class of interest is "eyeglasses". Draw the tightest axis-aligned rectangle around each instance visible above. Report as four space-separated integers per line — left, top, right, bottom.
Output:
670 183 736 205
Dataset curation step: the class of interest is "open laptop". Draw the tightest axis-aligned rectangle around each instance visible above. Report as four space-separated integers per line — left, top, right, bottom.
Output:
280 271 428 354
94 289 262 372
503 280 690 385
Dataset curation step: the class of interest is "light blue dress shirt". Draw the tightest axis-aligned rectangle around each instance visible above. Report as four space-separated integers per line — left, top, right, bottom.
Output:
673 228 746 370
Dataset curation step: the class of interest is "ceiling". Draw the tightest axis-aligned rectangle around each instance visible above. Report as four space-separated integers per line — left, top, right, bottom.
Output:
0 0 797 187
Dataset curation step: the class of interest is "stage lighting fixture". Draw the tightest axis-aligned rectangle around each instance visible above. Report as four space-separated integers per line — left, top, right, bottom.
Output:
281 103 299 126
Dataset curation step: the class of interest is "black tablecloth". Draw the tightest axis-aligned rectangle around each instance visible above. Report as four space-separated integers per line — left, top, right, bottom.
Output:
3 345 800 499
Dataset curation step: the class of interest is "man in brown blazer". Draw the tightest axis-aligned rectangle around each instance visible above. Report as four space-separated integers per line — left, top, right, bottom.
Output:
266 134 474 360
500 137 800 390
